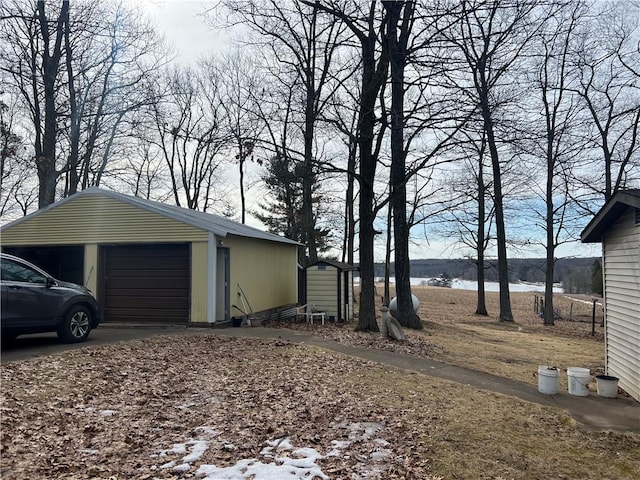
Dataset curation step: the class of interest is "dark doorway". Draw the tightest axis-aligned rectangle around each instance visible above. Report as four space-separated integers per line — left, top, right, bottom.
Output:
2 245 84 285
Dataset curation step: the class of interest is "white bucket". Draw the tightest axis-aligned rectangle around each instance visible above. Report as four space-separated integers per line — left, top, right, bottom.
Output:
538 366 560 395
567 367 590 396
595 375 619 398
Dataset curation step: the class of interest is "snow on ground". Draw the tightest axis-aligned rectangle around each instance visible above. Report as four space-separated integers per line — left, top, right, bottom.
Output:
447 279 563 293
149 421 392 480
356 277 564 293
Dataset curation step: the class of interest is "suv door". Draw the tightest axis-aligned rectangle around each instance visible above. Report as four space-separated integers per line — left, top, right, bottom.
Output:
0 257 59 329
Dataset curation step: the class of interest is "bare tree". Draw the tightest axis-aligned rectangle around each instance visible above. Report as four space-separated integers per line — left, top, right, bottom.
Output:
0 0 69 207
0 93 36 218
306 0 391 331
147 67 230 211
0 0 169 209
525 1 588 325
219 0 347 262
61 1 169 195
442 0 546 322
201 50 265 224
573 0 640 202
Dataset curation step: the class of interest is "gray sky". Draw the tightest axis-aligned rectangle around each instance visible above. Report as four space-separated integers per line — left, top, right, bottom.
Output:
135 0 602 261
139 0 226 62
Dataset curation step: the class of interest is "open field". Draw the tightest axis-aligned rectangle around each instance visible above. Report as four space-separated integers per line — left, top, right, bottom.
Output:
409 286 607 391
2 287 637 479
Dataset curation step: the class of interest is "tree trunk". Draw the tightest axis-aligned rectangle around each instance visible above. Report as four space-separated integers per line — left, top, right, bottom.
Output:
386 0 421 329
544 131 556 325
36 1 69 208
302 2 319 264
480 93 513 322
475 153 488 316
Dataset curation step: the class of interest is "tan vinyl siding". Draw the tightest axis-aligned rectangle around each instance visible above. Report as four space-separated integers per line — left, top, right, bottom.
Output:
84 244 99 297
225 235 297 313
603 208 640 401
307 266 338 317
1 195 208 246
190 241 209 323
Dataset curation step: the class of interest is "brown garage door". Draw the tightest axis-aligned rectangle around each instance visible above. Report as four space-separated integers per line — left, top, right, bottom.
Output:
100 244 190 324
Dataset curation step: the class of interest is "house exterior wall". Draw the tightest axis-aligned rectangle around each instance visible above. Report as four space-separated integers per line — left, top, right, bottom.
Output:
602 208 640 401
307 266 338 318
223 235 298 314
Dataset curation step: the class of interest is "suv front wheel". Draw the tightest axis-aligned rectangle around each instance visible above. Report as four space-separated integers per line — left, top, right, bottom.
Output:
58 305 92 343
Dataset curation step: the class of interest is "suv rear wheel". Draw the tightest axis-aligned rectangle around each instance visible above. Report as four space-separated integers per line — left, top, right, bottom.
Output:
58 305 92 343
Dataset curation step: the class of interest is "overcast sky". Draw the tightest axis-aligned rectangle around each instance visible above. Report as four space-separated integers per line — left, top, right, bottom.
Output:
139 0 226 62
133 0 603 261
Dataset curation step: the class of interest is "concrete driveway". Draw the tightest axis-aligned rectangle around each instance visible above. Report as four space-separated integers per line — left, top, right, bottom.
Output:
1 325 204 363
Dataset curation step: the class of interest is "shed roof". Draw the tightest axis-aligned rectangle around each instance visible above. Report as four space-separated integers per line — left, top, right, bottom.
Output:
308 259 357 271
0 187 300 246
581 189 640 243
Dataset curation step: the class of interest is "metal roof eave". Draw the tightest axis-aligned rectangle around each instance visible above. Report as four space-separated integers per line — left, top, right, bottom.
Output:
581 189 640 243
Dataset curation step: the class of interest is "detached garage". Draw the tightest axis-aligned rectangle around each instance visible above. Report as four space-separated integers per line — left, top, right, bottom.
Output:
0 187 300 325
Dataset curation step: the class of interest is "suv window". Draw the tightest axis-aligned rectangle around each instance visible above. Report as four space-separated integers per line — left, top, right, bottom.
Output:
1 258 48 284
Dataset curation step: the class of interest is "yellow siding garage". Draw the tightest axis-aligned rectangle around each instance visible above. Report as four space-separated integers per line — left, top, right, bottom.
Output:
1 188 300 326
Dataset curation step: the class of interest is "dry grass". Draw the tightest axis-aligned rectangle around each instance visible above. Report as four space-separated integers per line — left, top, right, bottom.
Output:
377 286 606 391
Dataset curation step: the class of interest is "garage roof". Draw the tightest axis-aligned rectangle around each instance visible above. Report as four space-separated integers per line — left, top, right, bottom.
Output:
1 187 301 246
581 189 640 243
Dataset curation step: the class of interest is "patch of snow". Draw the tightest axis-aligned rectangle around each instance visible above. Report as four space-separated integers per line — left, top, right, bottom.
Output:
78 448 99 455
359 276 564 293
154 424 396 480
195 450 329 480
99 409 115 417
260 437 293 457
194 426 218 437
370 448 392 461
159 442 187 456
173 463 191 473
327 439 351 457
182 440 209 463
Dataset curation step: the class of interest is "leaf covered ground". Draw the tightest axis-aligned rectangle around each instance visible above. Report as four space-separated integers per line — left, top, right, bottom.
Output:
2 334 639 480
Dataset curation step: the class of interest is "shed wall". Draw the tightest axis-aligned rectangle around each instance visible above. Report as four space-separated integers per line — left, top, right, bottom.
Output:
603 208 640 401
307 266 338 318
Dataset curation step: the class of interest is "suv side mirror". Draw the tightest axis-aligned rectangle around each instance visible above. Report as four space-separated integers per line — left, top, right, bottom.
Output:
46 277 58 288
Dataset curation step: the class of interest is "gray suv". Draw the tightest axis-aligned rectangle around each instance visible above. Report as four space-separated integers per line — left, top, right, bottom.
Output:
1 253 100 343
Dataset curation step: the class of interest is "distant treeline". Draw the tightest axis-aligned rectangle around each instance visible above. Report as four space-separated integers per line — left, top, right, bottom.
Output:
372 257 600 293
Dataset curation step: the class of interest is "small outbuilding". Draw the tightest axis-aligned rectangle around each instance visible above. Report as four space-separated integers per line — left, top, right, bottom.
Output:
0 187 300 326
304 260 356 322
581 189 640 402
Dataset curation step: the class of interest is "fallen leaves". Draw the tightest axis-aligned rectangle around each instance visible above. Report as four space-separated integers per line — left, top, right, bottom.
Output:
0 336 440 479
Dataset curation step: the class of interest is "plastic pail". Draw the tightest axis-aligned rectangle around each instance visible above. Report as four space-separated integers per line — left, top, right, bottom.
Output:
567 367 590 396
538 366 559 395
595 375 619 398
